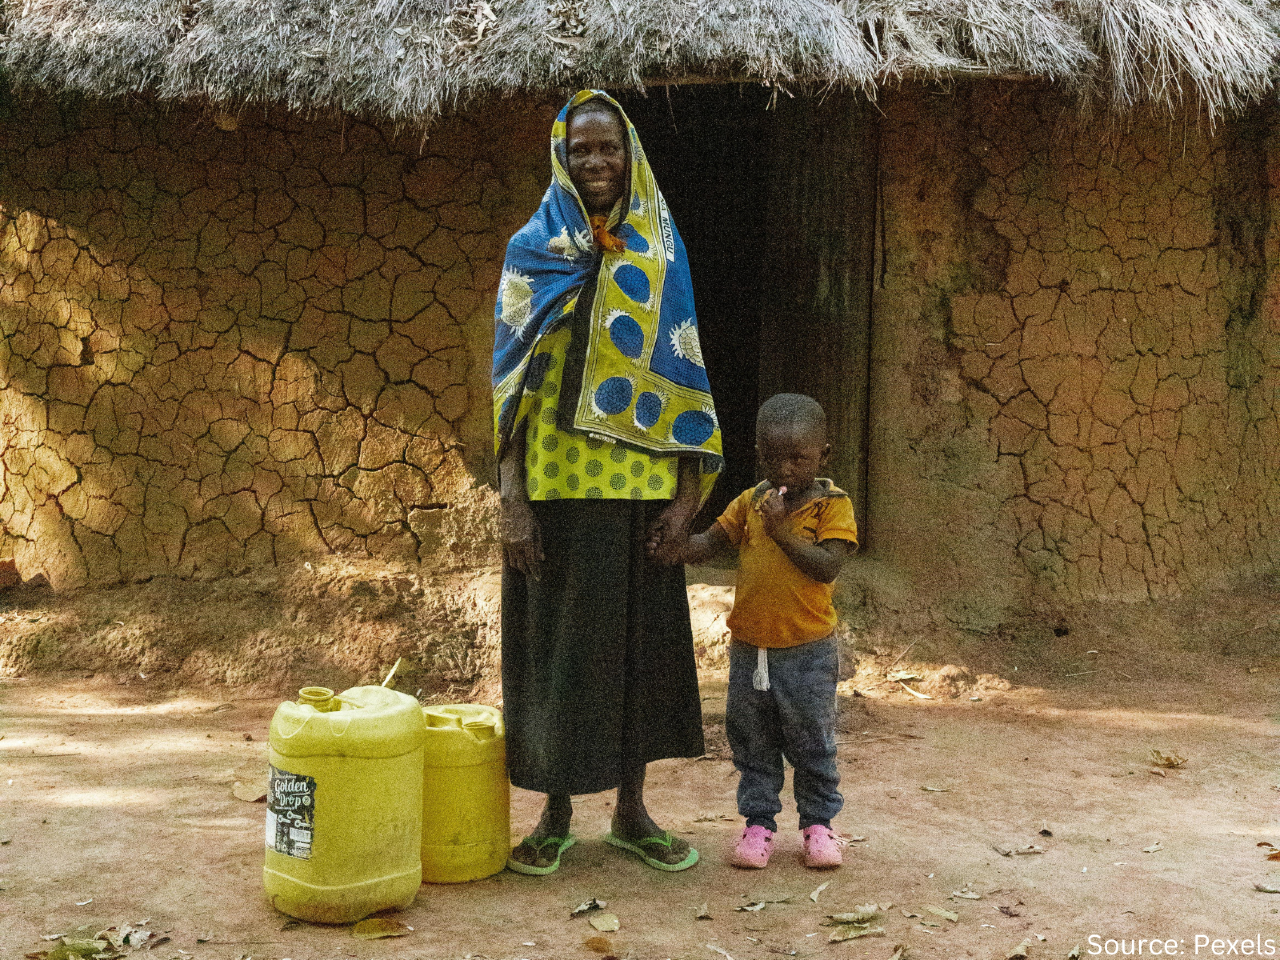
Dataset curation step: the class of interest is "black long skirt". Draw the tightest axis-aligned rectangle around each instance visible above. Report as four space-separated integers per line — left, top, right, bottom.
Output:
501 498 705 795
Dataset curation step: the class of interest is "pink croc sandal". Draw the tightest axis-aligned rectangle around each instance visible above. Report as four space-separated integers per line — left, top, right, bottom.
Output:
730 825 774 869
802 825 843 869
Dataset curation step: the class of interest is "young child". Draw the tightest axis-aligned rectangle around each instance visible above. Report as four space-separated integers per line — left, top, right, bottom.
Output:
656 393 857 869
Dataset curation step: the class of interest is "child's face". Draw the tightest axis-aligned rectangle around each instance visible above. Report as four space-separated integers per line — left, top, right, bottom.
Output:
756 421 829 493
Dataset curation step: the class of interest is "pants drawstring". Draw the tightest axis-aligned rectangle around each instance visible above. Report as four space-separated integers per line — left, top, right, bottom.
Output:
752 646 770 691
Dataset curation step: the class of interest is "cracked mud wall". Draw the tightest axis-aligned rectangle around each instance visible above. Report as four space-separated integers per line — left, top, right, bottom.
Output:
6 80 1280 619
871 83 1280 620
0 95 556 589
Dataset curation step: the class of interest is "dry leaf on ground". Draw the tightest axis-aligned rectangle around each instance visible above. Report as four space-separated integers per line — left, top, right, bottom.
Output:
829 924 885 942
588 913 620 932
232 781 266 802
104 926 152 949
351 918 411 940
824 905 884 924
747 890 794 904
32 939 115 960
571 898 606 916
1142 842 1163 854
890 946 910 960
1007 939 1033 959
927 906 959 923
695 902 711 920
1150 749 1186 768
809 881 831 902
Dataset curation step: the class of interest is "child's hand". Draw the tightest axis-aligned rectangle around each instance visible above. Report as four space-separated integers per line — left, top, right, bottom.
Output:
759 485 788 539
654 541 685 566
660 522 732 567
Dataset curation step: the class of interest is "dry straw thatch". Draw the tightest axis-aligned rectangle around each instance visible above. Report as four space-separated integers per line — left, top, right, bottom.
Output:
0 0 1277 122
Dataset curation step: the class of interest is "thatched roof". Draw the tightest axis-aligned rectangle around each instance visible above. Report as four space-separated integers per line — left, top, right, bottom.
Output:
2 0 1277 122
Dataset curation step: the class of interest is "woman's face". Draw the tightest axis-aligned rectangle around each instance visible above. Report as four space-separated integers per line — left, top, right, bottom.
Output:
566 107 628 215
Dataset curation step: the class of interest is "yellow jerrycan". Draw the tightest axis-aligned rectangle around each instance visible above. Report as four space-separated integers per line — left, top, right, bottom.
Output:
264 685 426 923
420 704 510 883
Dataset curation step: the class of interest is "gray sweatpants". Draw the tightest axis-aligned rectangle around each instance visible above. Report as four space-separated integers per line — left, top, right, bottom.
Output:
726 636 843 832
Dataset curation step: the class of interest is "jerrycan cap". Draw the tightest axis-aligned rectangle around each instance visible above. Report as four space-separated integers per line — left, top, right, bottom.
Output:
297 686 340 712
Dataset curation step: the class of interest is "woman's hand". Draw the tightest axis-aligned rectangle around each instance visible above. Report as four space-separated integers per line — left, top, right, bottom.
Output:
646 512 694 565
647 497 698 552
645 458 700 558
501 496 543 580
498 431 541 579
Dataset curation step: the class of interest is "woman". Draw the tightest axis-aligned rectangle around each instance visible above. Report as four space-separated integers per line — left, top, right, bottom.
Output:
493 90 722 874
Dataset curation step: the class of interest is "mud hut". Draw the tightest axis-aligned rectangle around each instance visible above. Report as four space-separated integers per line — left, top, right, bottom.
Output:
1 0 1279 633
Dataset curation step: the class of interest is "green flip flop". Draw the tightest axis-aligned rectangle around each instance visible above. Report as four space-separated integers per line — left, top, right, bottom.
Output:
506 834 576 876
603 830 700 872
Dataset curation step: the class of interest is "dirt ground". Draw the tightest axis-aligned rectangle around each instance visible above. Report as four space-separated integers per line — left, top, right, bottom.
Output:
4 572 1280 960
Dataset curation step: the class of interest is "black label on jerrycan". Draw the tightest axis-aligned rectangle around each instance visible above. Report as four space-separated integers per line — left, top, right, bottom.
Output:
266 766 316 860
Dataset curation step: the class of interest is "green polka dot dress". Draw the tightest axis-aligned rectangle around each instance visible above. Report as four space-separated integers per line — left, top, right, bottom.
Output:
523 327 677 501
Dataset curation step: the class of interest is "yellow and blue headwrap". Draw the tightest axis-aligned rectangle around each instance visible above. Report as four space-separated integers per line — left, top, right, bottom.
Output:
492 90 722 497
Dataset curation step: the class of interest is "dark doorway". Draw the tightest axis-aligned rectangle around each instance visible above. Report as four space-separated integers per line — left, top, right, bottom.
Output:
619 86 878 531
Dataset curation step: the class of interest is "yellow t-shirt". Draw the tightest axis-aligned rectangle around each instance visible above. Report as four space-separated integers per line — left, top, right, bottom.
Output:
522 326 678 501
716 480 858 648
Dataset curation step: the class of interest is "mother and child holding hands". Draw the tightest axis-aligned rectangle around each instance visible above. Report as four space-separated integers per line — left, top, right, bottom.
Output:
493 91 859 876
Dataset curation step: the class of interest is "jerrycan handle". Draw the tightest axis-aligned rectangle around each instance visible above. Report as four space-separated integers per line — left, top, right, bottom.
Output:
463 719 497 742
425 711 464 729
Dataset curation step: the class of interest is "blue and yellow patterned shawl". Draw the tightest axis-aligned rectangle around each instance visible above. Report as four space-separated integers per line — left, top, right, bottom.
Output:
493 90 722 495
